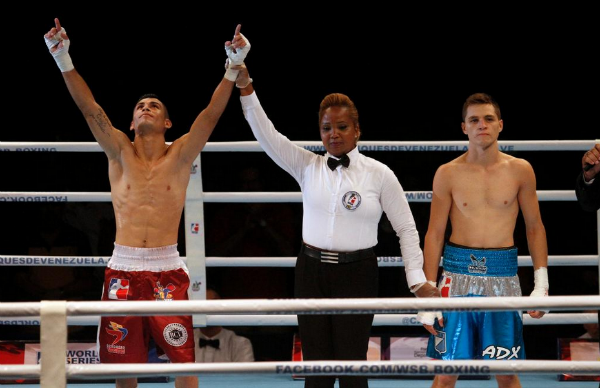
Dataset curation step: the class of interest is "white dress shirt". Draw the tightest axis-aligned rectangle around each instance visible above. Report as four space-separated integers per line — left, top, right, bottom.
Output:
194 328 254 363
241 92 426 287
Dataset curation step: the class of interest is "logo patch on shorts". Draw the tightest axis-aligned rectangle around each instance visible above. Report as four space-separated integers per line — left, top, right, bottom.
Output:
163 323 188 347
440 276 452 298
108 278 129 300
106 321 128 354
342 191 361 211
468 254 488 274
154 281 176 301
434 330 446 354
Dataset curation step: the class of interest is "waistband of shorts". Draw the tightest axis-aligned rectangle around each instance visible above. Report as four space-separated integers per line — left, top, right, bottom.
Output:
442 242 518 277
300 243 375 264
109 243 183 272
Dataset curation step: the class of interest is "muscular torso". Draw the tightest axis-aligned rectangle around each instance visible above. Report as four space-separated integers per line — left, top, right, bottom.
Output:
448 155 521 248
109 143 190 248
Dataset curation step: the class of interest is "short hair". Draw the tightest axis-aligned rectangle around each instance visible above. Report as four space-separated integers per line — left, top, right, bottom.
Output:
318 93 360 129
462 93 501 122
136 93 169 119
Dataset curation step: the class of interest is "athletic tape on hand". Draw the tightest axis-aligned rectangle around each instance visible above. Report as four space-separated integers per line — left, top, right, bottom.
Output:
530 267 549 313
44 28 73 72
417 311 443 326
225 33 251 66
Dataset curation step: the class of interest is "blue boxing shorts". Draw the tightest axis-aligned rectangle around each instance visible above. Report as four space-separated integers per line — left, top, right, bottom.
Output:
426 242 525 361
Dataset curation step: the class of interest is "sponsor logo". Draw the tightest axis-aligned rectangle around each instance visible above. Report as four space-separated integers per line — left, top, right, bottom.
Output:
482 345 521 360
275 364 491 375
108 278 129 300
163 323 188 347
468 254 488 274
0 257 108 266
106 321 128 354
434 331 446 354
154 282 176 301
440 276 452 298
192 280 202 292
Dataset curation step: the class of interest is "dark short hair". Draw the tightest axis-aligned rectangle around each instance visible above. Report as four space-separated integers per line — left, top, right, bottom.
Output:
136 93 169 119
462 93 501 122
318 93 359 128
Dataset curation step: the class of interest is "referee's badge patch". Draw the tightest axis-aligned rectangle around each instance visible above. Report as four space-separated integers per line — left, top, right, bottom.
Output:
342 191 361 211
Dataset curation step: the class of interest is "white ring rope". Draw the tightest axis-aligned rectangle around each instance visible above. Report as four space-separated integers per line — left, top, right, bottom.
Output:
3 139 598 385
1 255 597 267
0 140 597 152
1 312 596 327
0 190 578 203
0 296 598 317
2 360 599 379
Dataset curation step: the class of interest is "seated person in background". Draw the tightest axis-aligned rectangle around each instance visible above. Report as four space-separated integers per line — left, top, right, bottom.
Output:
194 289 254 362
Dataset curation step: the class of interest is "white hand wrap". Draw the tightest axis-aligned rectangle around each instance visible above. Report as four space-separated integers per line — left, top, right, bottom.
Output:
44 28 73 72
414 280 443 325
530 267 549 312
417 311 443 326
224 33 250 66
530 267 549 297
224 67 239 82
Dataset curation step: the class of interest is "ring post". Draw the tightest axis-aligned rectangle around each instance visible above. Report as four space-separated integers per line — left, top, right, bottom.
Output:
40 300 67 388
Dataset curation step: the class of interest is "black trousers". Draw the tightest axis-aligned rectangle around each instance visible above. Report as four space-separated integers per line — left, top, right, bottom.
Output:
295 251 379 388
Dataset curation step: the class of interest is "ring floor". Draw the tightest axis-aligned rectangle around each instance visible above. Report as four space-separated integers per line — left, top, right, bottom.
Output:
2 375 598 388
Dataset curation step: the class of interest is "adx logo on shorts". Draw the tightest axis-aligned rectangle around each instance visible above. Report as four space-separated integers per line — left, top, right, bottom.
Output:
482 345 521 360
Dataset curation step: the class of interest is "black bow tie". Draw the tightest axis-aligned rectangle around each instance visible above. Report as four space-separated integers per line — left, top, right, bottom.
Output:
199 338 220 349
327 154 350 171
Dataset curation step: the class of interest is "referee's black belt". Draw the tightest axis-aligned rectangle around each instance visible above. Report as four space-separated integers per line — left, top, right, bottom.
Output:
301 243 375 264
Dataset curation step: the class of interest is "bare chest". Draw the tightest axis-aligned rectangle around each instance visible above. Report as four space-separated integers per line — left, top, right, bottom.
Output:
111 154 189 199
451 169 519 210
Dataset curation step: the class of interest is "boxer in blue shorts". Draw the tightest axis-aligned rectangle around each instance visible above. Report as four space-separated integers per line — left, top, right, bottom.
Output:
415 93 549 388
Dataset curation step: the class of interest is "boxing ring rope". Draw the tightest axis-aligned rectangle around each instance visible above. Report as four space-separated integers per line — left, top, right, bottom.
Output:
1 298 600 382
1 312 596 327
1 296 599 316
0 139 595 152
0 190 580 203
1 360 599 380
1 140 599 385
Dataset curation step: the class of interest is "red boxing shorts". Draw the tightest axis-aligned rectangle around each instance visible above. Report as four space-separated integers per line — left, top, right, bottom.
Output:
98 243 195 363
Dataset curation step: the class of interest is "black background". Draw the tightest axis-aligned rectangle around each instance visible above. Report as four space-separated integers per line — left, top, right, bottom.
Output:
1 6 598 361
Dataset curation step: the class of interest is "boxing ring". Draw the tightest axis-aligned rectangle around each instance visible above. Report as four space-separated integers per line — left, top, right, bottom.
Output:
1 139 599 387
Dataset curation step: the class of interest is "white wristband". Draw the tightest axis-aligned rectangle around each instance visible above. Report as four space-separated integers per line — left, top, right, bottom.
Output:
224 68 239 82
533 267 549 293
530 267 549 313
